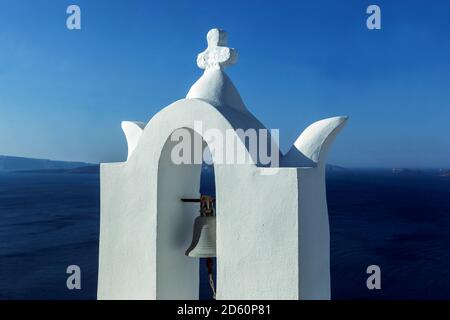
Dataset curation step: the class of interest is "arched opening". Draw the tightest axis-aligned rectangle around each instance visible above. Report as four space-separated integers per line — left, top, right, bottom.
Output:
198 153 217 300
156 128 217 300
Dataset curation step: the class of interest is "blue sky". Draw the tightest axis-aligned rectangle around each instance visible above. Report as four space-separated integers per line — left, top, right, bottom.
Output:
0 0 449 168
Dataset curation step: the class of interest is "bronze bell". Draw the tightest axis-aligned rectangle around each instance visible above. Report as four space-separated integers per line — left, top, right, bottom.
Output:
185 196 216 258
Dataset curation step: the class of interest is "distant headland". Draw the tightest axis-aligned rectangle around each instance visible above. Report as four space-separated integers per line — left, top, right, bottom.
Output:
0 155 98 174
392 167 450 177
1 155 447 177
440 170 450 177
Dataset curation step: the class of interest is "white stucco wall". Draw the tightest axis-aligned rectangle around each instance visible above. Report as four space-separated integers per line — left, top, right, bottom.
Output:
215 164 300 299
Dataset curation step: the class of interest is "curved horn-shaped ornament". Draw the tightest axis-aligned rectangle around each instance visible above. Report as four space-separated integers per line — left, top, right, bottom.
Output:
282 116 348 168
122 121 147 161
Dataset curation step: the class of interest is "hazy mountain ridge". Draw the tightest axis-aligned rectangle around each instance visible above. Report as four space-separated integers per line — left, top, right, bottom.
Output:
0 155 93 172
8 156 446 177
14 166 100 175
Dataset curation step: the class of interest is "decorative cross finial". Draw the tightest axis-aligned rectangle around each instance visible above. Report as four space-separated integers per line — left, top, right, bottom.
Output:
197 28 238 70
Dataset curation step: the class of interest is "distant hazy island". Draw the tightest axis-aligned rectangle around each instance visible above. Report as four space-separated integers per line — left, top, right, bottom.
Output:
0 155 98 174
392 168 424 175
392 167 450 177
1 155 350 175
440 170 450 177
14 165 100 174
1 155 447 177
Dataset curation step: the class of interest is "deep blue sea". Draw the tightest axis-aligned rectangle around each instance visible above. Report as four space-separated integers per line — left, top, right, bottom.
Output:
1 170 450 300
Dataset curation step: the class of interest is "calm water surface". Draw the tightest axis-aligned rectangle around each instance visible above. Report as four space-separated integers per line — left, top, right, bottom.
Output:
1 171 450 299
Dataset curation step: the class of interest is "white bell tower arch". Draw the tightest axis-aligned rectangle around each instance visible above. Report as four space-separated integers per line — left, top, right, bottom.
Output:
98 29 348 300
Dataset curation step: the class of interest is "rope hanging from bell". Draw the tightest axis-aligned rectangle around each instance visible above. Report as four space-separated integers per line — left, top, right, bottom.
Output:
206 257 216 299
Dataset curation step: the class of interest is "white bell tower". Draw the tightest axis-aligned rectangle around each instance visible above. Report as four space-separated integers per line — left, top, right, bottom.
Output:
98 28 348 300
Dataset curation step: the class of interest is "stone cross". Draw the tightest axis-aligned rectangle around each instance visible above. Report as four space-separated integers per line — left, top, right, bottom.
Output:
197 29 238 70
